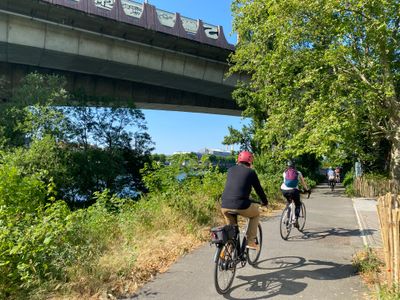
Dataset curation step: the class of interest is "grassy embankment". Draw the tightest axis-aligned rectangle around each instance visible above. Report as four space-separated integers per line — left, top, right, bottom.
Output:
1 152 293 300
353 248 400 299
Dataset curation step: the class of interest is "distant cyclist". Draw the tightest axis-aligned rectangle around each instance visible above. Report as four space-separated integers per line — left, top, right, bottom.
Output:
281 160 309 228
327 167 336 189
221 151 268 250
335 166 341 183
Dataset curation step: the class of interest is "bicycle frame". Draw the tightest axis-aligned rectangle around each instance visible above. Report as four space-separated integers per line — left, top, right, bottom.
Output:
287 200 297 225
280 190 310 240
213 216 249 264
213 209 263 294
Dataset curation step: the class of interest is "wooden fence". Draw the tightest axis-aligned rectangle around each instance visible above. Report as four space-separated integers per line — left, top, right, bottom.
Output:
377 193 400 287
355 177 400 198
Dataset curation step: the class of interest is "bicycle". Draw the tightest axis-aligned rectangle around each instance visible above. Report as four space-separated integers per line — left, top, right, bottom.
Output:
279 190 311 240
211 207 263 294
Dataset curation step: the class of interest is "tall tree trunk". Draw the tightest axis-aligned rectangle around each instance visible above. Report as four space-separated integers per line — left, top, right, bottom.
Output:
381 44 399 183
390 121 400 183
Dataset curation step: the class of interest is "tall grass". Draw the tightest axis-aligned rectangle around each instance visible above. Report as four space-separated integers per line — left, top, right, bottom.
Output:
0 152 227 299
1 146 321 299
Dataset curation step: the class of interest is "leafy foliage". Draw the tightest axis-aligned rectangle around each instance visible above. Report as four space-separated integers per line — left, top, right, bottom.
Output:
223 123 257 152
230 0 400 179
343 168 356 196
0 72 230 298
0 147 227 298
0 160 71 298
0 73 154 203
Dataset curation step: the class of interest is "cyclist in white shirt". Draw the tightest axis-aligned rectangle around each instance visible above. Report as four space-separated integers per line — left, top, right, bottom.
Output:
327 167 336 185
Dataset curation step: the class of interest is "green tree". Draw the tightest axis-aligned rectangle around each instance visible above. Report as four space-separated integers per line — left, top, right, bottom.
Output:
63 106 152 151
61 106 154 201
0 73 68 148
0 72 154 202
230 0 400 180
223 123 257 152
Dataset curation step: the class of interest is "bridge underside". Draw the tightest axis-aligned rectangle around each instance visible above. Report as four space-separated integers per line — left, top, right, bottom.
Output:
0 2 243 116
0 62 241 116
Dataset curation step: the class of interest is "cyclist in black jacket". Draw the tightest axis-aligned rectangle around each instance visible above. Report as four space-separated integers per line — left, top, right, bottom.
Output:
221 151 268 250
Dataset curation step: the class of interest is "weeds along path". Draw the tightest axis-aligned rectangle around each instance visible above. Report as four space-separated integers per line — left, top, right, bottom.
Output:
129 185 369 300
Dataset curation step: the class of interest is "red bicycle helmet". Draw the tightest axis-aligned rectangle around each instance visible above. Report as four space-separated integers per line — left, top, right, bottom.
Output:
237 151 254 164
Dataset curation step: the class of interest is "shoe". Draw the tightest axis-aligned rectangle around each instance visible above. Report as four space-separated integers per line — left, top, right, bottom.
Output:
246 242 260 251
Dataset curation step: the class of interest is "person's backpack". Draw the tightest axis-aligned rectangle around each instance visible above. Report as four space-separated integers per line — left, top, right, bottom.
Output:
284 168 299 188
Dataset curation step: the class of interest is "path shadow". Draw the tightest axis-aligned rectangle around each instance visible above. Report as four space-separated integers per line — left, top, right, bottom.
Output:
223 256 357 299
321 190 346 197
129 289 158 299
285 227 376 242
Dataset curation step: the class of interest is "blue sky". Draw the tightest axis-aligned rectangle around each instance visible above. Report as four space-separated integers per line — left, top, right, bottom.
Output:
138 0 247 155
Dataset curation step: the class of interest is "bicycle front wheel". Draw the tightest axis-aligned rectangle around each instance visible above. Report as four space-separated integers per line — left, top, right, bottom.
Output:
214 240 236 294
280 207 291 240
247 223 262 265
298 202 306 231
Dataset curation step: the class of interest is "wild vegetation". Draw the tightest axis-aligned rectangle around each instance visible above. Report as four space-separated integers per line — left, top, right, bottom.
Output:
0 73 225 299
2 0 399 298
228 0 399 181
0 149 227 299
227 0 399 297
352 247 400 300
0 73 293 299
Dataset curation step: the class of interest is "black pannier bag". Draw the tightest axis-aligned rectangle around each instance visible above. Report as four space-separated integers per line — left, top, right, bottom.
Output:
210 224 236 244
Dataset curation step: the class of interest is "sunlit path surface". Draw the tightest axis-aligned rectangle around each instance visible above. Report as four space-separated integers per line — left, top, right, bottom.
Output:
129 185 369 299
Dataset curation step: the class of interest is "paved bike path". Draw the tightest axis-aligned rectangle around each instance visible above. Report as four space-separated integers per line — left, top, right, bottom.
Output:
128 187 368 300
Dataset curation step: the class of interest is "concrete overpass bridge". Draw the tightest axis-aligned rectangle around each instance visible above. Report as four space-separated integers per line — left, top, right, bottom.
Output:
0 0 243 115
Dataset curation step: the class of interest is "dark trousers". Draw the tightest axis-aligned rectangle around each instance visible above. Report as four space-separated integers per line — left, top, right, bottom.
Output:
282 189 301 218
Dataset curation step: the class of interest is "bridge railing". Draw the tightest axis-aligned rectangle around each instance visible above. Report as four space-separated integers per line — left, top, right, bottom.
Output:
41 0 234 50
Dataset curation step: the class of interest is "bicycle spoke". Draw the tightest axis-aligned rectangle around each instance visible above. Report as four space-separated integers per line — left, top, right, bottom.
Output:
247 223 262 265
280 207 291 240
214 240 236 294
297 202 306 231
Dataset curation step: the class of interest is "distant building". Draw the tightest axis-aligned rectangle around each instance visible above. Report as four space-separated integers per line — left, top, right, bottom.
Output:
172 151 193 155
198 148 232 157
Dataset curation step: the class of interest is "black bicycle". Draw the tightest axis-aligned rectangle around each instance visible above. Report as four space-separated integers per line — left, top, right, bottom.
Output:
211 211 262 294
279 190 311 240
328 178 336 191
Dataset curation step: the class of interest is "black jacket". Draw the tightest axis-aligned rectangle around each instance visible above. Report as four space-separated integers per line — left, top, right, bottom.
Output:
221 164 268 209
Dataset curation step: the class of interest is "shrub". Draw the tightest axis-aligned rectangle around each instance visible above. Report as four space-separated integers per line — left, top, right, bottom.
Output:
376 284 400 299
343 169 356 196
353 248 382 274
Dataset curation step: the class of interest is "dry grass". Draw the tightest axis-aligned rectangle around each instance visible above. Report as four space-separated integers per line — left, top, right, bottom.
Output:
48 202 279 300
353 248 384 286
48 227 206 300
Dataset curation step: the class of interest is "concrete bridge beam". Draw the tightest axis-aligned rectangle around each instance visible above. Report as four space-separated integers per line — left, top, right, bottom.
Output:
0 6 244 115
0 62 241 116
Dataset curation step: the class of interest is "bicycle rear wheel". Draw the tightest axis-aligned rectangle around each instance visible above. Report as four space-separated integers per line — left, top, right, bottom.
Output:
247 223 262 265
280 207 291 240
330 181 335 191
297 202 306 231
214 240 236 294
